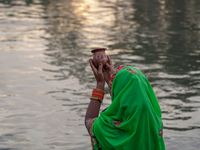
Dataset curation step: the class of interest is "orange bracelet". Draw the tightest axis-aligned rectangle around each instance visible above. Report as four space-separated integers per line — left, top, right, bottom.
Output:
92 89 104 96
90 88 104 103
93 89 104 95
91 94 103 100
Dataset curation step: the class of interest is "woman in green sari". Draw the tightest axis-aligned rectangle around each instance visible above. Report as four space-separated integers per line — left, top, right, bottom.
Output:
85 56 165 150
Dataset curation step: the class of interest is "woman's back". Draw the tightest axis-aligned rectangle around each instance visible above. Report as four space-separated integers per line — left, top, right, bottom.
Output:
85 57 165 150
91 66 165 150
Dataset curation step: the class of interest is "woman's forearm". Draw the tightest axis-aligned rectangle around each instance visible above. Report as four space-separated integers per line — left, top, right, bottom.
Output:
85 82 105 133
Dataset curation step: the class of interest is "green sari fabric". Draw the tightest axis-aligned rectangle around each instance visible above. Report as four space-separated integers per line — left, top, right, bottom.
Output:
91 66 165 150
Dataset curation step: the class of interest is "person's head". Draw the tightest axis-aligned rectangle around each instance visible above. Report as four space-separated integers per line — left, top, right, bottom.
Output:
108 66 149 102
107 65 161 118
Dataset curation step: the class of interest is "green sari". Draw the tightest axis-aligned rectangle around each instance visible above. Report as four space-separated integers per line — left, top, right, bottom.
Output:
91 66 165 150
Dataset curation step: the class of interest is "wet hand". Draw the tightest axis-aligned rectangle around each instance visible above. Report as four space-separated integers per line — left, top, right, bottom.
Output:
89 59 105 90
103 56 115 85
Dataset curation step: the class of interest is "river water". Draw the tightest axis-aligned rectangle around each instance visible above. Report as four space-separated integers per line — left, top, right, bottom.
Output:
0 0 200 149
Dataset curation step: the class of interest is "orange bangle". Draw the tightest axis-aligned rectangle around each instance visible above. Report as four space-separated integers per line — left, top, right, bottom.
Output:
93 89 104 95
90 88 104 102
92 94 103 99
92 92 103 97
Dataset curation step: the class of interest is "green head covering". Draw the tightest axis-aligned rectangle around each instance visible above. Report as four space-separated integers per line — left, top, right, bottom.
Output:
91 66 165 150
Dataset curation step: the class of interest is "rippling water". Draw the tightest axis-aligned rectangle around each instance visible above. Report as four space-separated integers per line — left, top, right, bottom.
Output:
0 0 200 149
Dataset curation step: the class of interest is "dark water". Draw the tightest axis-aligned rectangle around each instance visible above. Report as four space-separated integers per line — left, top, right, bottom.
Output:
0 0 200 149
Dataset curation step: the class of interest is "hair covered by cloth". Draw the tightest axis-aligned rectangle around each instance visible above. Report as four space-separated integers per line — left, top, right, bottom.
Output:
91 66 165 150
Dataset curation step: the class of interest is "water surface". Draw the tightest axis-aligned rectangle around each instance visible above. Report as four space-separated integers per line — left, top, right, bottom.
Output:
0 0 200 149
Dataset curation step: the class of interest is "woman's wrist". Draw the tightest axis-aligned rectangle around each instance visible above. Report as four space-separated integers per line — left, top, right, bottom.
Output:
96 82 105 91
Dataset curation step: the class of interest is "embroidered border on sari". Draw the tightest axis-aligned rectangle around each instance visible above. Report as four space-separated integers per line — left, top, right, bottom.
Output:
90 118 102 150
108 65 126 95
127 68 139 75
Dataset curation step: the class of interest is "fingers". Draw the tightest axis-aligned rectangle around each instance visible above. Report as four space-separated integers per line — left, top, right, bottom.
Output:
106 62 111 70
89 59 97 75
107 55 113 66
98 63 103 74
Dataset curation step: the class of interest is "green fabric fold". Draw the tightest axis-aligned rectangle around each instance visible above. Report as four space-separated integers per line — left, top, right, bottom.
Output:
92 67 165 150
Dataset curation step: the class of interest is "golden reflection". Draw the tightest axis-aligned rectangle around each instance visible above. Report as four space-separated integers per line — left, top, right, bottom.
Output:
0 94 19 97
5 69 35 74
77 0 115 48
21 54 44 58
45 0 87 51
45 0 116 49
78 0 98 12
106 49 134 55
31 67 43 71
